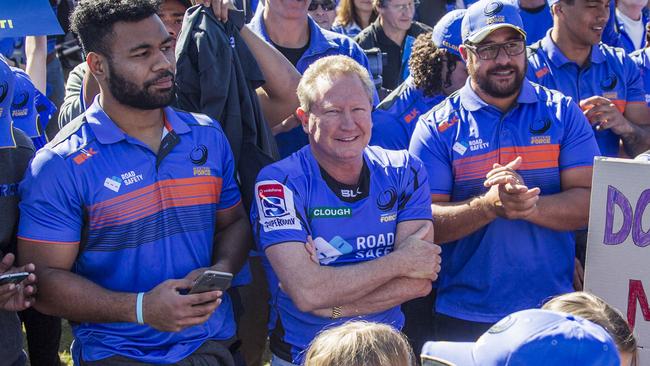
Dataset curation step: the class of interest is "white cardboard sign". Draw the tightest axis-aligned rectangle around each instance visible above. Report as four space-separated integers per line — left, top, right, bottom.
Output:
585 157 650 364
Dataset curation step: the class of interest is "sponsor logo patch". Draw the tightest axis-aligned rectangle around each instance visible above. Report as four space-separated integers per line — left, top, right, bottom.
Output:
73 148 98 165
104 176 122 192
452 141 468 155
120 170 144 186
193 167 212 176
530 135 551 145
255 180 301 232
468 138 489 151
380 213 397 223
313 236 355 264
437 115 459 133
310 207 352 218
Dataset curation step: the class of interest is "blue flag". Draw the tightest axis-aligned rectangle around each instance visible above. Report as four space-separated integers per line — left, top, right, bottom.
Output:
0 0 64 37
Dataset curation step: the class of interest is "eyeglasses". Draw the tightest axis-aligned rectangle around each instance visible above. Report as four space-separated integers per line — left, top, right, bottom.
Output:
309 1 336 11
464 40 526 60
385 1 418 12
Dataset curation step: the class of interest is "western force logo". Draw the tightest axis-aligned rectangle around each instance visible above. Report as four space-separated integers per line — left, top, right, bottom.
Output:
0 81 9 103
255 180 301 232
377 188 397 212
190 144 208 165
601 75 618 91
104 176 122 193
11 91 28 110
529 119 551 135
484 1 503 16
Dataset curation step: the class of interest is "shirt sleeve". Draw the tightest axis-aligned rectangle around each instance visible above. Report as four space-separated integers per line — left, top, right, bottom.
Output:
409 116 454 196
623 53 646 103
216 131 241 210
18 149 83 244
559 99 600 170
396 153 433 223
251 170 309 251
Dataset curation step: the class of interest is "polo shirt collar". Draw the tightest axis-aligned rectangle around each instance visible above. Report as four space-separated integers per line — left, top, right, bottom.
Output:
85 97 191 145
459 77 538 112
250 12 340 56
541 29 605 67
0 120 17 148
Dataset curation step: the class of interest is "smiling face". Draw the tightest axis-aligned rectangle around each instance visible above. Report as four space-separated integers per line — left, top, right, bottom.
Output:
266 0 311 21
302 73 373 165
463 27 527 99
554 0 609 46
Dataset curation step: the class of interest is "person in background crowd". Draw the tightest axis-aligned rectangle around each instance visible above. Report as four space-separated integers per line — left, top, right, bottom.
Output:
251 55 441 366
370 11 466 355
527 0 650 159
332 0 378 37
0 57 38 366
355 0 431 91
421 309 621 366
543 292 638 366
371 9 467 150
413 0 448 29
249 0 374 158
616 0 649 53
517 0 553 45
409 0 600 342
18 1 251 364
309 0 338 30
304 321 415 366
11 68 57 150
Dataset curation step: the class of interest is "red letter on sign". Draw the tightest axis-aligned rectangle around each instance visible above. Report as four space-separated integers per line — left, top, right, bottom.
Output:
628 279 650 329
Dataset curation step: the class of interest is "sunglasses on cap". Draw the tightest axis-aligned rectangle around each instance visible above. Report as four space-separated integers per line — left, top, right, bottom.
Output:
309 0 336 11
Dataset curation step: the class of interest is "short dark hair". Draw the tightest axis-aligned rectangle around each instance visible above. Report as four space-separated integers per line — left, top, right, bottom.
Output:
409 32 461 97
70 0 162 57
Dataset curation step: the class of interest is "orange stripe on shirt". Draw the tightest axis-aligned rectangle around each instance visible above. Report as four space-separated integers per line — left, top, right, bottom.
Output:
16 236 80 245
89 177 222 229
453 145 560 181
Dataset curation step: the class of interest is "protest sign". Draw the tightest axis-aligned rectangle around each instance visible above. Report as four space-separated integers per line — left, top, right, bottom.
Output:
585 157 650 364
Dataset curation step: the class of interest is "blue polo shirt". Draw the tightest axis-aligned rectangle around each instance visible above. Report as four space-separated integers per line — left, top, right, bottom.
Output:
18 101 241 363
249 14 375 158
615 8 648 54
370 77 445 150
251 145 432 363
518 2 553 45
527 31 646 157
409 79 599 322
631 48 650 107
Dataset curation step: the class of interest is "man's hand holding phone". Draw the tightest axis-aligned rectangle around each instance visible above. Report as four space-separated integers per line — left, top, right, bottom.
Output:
0 253 37 312
141 276 223 333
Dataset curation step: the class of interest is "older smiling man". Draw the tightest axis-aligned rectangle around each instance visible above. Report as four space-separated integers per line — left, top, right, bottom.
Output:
251 55 441 366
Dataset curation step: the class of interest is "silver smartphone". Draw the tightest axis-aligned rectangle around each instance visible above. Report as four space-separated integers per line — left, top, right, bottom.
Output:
0 272 29 286
188 270 233 294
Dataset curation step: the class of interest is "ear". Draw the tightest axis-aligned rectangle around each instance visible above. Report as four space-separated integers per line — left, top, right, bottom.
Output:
459 45 471 64
296 107 310 134
86 52 108 82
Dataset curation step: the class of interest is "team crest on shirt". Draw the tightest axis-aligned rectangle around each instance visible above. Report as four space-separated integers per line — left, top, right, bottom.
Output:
255 180 301 232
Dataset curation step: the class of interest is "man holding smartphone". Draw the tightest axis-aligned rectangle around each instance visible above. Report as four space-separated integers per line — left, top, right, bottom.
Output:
0 57 37 366
16 1 251 365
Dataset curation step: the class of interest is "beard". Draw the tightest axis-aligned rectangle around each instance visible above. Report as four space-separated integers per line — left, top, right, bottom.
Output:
469 61 526 99
106 59 175 110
